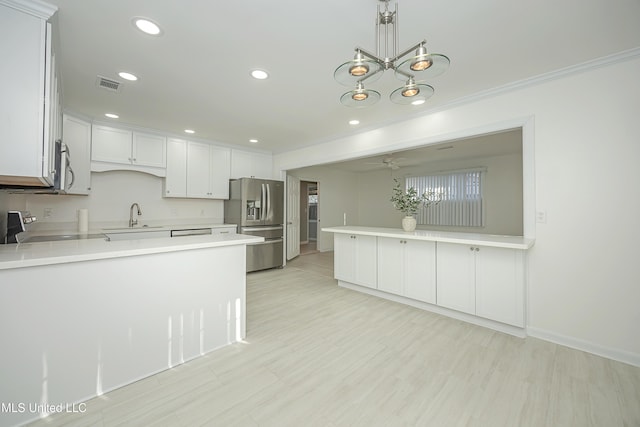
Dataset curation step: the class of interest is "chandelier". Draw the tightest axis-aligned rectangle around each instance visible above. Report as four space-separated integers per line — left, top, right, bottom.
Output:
334 0 449 107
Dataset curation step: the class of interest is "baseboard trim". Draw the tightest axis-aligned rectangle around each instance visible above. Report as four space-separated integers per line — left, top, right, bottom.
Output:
527 327 640 368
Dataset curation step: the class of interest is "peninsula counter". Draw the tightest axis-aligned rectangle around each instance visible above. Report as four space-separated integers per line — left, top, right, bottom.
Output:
0 233 261 427
323 226 534 337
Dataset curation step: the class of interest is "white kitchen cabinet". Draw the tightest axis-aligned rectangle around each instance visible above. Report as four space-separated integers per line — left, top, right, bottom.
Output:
436 242 477 315
62 114 91 195
0 2 58 186
132 132 166 168
377 237 436 304
164 138 188 197
186 142 210 198
334 233 377 288
437 242 525 327
91 125 166 175
91 125 132 164
209 145 231 198
230 149 273 180
186 141 230 199
475 246 525 327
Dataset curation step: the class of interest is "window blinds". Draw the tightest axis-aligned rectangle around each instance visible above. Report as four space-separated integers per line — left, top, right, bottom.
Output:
406 170 484 227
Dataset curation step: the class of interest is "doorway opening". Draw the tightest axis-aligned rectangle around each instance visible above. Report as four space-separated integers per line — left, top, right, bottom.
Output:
300 181 319 255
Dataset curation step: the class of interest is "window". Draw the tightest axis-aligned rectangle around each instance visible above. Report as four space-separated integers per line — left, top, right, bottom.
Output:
406 169 484 227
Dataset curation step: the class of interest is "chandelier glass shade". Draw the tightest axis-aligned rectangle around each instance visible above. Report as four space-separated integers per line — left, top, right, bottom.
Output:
335 0 449 107
340 82 381 108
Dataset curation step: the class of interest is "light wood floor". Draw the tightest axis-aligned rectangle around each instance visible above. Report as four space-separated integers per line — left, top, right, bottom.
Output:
28 251 640 426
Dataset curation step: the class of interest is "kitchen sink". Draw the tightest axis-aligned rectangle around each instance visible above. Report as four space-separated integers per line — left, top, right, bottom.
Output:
102 225 164 231
22 233 108 243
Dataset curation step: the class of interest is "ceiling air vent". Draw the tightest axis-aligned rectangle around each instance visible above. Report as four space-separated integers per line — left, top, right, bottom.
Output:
96 76 122 92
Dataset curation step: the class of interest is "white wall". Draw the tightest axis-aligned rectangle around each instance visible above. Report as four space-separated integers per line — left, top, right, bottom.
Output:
275 54 640 366
356 151 523 235
287 166 359 252
8 170 225 230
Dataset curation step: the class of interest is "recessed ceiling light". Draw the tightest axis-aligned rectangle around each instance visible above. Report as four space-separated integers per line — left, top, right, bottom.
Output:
349 120 360 125
105 113 119 119
184 129 195 134
250 69 269 80
133 18 162 36
118 72 138 81
249 139 258 143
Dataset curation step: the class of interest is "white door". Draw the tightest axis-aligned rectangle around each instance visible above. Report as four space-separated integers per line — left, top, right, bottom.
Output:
286 175 300 260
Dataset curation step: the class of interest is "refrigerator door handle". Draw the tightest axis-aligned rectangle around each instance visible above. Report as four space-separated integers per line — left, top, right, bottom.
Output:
265 183 271 222
260 183 265 221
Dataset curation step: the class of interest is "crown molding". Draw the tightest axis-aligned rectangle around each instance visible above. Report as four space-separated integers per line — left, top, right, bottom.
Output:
435 47 640 113
0 0 57 19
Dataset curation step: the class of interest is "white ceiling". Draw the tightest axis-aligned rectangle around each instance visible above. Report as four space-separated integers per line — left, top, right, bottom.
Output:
48 0 640 154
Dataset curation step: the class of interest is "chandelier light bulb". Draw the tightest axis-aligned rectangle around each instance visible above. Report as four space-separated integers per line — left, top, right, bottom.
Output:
352 91 369 101
410 57 433 71
402 87 420 97
410 44 432 71
349 64 369 76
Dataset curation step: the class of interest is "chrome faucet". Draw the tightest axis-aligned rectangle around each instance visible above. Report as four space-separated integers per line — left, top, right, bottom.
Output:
129 203 142 227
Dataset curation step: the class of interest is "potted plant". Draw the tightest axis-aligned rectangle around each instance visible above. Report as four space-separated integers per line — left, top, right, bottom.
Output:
390 179 442 231
390 179 424 232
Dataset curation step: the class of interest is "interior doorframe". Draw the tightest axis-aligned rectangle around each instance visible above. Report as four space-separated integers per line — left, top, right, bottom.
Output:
282 171 322 263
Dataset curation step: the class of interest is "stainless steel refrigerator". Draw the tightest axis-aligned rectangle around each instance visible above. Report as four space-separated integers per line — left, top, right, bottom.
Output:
224 178 284 272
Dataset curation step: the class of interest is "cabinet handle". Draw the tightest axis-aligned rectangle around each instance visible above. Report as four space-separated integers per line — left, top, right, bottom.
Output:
475 247 480 252
470 247 474 251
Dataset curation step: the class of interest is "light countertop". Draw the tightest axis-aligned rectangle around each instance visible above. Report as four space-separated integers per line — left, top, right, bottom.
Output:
322 226 534 250
0 233 262 270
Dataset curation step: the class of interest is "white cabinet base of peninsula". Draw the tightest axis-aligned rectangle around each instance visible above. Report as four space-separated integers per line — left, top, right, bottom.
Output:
0 243 248 427
377 237 436 304
325 226 531 338
334 233 376 288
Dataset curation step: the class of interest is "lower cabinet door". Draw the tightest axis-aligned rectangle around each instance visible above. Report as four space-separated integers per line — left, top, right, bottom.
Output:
475 246 525 327
354 234 377 288
404 240 436 304
334 234 356 283
377 238 436 304
436 242 476 315
377 237 404 295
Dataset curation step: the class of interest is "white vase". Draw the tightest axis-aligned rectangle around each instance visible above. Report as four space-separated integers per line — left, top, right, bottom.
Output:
402 216 416 232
